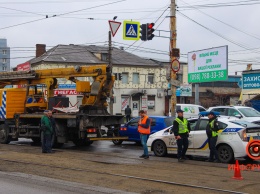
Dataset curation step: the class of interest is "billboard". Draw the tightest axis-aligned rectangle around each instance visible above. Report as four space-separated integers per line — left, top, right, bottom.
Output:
242 73 260 89
188 46 228 83
176 84 192 97
17 62 30 71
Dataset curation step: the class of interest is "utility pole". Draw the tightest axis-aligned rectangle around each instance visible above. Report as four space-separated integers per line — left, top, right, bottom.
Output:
170 0 177 116
108 30 113 115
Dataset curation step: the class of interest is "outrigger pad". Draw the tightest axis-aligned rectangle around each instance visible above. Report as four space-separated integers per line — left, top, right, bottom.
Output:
90 81 100 96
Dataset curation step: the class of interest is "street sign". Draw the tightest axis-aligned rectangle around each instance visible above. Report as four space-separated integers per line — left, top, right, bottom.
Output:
123 20 140 40
171 59 180 72
170 79 181 87
108 20 121 37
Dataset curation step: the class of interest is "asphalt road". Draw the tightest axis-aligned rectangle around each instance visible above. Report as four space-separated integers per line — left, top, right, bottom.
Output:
0 171 137 194
1 138 259 194
11 138 259 165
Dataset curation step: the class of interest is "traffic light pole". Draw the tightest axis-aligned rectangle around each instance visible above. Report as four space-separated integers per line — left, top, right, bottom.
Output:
170 0 177 116
108 30 113 115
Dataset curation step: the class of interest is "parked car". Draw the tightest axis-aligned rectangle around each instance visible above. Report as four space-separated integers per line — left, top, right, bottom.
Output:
147 114 260 163
169 104 206 118
112 116 175 145
208 106 260 122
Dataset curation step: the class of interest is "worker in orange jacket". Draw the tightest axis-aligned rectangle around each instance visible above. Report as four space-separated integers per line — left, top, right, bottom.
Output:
138 110 151 159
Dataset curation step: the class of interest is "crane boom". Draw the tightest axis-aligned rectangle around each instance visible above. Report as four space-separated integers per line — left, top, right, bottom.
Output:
0 65 114 110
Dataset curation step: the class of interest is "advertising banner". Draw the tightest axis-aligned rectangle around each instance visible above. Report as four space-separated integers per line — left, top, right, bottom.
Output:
188 46 228 83
242 73 260 89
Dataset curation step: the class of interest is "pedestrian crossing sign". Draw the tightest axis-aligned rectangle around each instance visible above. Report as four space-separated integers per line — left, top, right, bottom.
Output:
123 20 140 40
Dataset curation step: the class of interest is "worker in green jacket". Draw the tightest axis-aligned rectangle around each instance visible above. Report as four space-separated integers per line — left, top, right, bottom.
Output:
41 110 54 153
206 112 220 162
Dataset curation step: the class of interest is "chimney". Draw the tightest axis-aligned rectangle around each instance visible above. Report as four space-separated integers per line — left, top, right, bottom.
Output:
36 44 46 57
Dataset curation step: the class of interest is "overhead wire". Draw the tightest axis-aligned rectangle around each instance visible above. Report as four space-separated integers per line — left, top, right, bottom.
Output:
178 0 260 41
178 0 260 10
0 0 126 30
129 5 170 54
177 11 256 52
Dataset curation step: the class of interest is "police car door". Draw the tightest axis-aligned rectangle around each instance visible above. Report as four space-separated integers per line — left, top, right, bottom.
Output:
192 118 209 156
187 118 198 154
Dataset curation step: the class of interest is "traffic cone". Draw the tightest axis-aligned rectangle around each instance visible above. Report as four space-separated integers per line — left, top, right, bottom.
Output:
232 160 243 180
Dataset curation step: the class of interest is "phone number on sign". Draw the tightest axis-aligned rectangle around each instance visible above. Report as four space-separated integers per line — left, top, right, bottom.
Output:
201 71 225 79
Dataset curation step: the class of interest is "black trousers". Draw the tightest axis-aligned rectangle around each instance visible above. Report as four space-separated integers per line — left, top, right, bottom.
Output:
208 136 219 160
126 115 131 122
177 136 188 159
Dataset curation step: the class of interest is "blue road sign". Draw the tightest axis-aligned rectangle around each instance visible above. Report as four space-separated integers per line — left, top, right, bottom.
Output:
123 21 140 40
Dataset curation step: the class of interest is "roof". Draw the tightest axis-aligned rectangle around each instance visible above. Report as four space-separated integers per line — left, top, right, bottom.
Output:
30 44 159 67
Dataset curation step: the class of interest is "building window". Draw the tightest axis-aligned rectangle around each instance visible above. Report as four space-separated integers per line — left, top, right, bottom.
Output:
101 53 108 61
122 72 128 84
2 59 7 64
132 73 139 84
2 50 7 55
2 66 7 71
148 73 154 84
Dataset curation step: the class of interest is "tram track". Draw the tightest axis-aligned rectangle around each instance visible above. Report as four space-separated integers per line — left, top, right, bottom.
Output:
0 158 248 194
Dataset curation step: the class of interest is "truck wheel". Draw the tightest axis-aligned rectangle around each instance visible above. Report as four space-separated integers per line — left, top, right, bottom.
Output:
218 145 234 163
85 141 94 146
31 137 41 145
112 139 123 145
0 124 10 144
73 139 93 146
52 134 64 148
153 140 167 157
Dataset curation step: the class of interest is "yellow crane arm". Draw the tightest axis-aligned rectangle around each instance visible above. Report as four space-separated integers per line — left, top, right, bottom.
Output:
0 65 114 108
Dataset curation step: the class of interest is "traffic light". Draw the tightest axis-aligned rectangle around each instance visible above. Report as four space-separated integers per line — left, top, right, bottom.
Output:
140 24 147 41
147 23 155 40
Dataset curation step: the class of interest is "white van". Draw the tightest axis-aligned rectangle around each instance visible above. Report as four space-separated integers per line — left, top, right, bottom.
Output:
169 104 206 118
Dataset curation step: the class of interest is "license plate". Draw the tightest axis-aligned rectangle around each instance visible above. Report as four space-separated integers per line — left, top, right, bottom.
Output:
87 134 97 137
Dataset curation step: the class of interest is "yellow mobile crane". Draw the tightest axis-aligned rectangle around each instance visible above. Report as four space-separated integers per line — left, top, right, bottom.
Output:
0 65 126 146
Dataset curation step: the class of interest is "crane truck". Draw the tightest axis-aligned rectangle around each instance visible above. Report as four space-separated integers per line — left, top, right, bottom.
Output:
0 65 126 146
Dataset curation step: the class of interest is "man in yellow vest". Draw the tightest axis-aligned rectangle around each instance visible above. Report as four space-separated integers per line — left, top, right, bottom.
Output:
206 112 220 163
138 110 151 159
172 109 191 162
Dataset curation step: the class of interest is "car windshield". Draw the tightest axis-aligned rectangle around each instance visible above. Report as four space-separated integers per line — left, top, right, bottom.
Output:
164 117 175 127
238 107 260 117
230 120 260 127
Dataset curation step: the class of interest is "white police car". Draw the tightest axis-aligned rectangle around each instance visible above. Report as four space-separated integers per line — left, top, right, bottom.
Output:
147 114 260 163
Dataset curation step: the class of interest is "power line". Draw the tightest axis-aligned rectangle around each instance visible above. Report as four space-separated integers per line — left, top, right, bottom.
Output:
177 11 255 52
0 0 126 30
178 0 260 10
178 0 260 41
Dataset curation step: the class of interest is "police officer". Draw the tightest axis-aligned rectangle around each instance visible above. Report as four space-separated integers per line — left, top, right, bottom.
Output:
206 111 220 162
172 109 191 162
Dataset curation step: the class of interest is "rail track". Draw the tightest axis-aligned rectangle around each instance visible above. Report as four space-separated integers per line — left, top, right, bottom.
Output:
0 158 248 194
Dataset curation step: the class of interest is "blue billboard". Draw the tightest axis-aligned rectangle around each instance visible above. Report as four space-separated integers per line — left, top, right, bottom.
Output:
243 73 260 89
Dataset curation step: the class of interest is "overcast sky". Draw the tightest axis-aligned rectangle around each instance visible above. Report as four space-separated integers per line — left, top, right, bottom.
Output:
1 0 260 75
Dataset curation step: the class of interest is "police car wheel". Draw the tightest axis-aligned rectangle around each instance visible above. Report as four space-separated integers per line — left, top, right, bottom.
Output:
218 145 234 163
153 140 167 157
